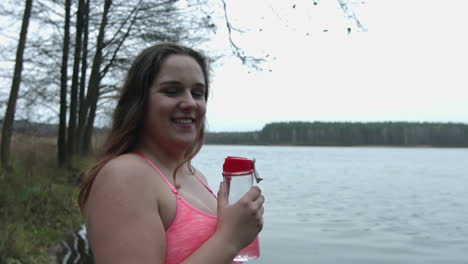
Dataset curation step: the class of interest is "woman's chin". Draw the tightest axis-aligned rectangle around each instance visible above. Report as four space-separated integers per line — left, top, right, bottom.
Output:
170 135 198 150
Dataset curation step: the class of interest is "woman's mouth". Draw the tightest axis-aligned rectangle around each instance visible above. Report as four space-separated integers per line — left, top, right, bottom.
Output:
172 118 195 128
173 118 194 124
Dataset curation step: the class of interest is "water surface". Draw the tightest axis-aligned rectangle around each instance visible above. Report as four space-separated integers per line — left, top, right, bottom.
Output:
59 146 468 263
193 146 468 264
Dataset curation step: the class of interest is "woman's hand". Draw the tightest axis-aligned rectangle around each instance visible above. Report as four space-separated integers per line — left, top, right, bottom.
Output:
216 181 265 252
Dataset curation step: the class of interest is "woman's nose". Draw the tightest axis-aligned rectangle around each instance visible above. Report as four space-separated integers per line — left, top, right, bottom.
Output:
179 91 196 110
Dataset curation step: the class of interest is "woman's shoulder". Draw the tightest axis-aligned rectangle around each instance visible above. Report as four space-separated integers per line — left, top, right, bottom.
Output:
101 152 146 172
98 153 152 181
90 153 160 201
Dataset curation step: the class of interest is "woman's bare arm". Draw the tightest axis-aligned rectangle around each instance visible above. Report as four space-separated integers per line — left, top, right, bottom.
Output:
85 156 167 264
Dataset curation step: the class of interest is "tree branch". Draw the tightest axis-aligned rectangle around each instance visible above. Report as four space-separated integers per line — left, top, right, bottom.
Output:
100 1 142 80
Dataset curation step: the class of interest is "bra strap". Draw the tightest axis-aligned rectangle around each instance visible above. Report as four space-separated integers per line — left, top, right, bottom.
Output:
133 151 178 194
192 173 216 197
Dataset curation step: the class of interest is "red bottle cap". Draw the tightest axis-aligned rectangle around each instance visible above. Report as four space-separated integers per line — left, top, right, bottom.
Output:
223 156 254 174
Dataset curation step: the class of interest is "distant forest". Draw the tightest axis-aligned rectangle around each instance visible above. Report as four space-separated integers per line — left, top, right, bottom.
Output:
2 120 467 147
206 121 468 147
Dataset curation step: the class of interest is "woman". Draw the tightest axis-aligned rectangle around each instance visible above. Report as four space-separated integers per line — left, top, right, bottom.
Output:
78 43 264 264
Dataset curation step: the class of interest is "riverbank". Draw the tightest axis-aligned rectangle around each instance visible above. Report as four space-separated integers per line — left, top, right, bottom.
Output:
0 135 85 264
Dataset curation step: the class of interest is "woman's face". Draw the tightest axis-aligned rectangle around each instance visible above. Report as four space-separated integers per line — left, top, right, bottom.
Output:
144 55 207 151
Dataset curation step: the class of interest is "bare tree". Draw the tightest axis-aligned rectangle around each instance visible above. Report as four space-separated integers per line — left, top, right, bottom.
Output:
57 0 71 167
1 0 33 169
78 0 90 154
67 0 86 161
80 0 112 154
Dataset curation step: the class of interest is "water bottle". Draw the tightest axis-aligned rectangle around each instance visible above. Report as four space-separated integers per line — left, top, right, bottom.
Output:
222 156 261 262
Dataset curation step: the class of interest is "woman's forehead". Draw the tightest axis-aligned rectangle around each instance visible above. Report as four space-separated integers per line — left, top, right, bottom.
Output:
155 55 205 84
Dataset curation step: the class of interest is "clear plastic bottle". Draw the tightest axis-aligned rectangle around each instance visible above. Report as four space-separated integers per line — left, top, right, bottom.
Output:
223 156 260 262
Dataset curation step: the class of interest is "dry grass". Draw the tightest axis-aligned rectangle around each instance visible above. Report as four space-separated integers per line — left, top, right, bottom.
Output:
9 134 57 173
0 133 97 264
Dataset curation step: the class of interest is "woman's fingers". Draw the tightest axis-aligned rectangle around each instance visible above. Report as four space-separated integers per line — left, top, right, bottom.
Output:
259 205 264 216
256 205 264 230
256 203 264 220
217 181 228 211
241 188 264 214
243 186 262 202
253 193 264 210
216 185 265 249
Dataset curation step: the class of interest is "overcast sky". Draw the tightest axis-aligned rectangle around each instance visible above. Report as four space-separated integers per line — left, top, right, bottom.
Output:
1 0 466 132
203 0 468 132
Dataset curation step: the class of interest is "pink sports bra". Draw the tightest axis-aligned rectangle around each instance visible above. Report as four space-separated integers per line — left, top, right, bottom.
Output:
135 152 218 264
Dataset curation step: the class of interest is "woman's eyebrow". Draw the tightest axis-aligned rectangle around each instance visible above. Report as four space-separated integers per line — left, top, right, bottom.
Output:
158 80 206 89
158 80 182 86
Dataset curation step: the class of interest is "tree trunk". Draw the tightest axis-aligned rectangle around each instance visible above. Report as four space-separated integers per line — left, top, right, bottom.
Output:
77 0 90 154
81 0 112 154
1 0 33 169
58 0 71 167
83 91 98 154
67 0 85 163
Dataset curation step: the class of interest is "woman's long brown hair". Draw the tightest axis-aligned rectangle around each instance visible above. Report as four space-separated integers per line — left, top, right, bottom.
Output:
77 43 210 213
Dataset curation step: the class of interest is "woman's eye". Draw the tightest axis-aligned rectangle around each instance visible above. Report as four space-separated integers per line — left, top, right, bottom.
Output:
192 91 205 98
163 89 178 95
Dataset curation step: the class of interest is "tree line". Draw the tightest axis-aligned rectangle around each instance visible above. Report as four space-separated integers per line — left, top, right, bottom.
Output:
206 121 468 147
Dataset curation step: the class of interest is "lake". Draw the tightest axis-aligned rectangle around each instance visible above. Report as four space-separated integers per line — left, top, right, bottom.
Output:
193 145 468 264
58 145 468 263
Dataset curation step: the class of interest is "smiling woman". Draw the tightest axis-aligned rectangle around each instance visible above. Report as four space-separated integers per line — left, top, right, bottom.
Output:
77 43 265 264
144 55 207 166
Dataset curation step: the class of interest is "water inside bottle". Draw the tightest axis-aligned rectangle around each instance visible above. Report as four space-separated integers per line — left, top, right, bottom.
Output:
225 175 253 205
